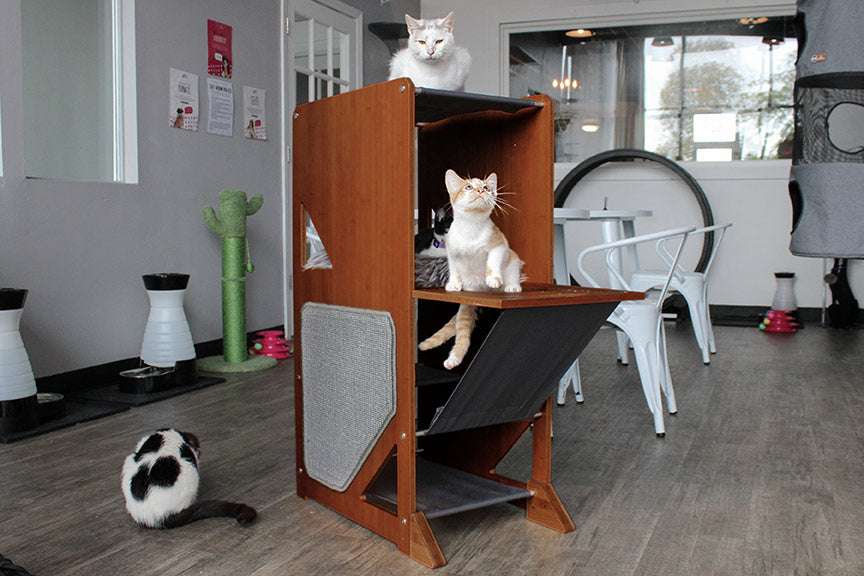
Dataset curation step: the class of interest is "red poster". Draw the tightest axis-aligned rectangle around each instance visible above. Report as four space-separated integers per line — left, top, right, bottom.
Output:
207 19 232 78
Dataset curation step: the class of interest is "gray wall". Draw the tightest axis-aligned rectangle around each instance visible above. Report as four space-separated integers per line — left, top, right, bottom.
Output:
0 0 283 378
0 0 417 379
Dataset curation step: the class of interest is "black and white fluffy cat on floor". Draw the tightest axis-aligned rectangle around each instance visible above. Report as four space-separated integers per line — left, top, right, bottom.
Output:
121 429 256 529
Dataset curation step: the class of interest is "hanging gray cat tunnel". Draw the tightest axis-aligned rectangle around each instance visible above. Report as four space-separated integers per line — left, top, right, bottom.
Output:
789 0 864 258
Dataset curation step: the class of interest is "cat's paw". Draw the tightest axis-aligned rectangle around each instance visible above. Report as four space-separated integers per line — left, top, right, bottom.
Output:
444 354 462 370
418 338 435 351
445 280 462 292
504 284 522 293
486 275 503 289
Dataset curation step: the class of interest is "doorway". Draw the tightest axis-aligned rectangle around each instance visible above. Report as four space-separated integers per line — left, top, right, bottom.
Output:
281 0 362 335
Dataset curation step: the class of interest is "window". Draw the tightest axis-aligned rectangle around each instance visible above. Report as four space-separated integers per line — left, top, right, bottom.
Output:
21 0 137 182
509 16 796 163
293 7 354 106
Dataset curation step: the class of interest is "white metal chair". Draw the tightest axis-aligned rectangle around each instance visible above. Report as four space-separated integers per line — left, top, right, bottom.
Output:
556 358 582 404
559 226 694 437
629 223 732 364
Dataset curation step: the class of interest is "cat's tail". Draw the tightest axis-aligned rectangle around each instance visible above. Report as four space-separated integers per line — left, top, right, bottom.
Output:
162 500 257 529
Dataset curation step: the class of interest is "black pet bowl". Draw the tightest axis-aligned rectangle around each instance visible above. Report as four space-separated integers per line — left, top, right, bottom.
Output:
142 273 190 291
0 288 28 310
0 395 39 435
37 392 66 423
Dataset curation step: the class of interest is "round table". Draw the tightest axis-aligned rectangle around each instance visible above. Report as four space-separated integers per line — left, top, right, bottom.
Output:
553 208 653 288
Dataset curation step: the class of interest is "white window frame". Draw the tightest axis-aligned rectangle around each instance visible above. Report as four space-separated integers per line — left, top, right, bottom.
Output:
0 88 4 179
113 0 138 183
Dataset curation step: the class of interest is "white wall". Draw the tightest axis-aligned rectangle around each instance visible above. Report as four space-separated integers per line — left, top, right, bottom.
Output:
421 0 862 309
553 160 826 308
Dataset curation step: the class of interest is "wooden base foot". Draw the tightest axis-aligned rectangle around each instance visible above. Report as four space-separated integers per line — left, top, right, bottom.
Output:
409 512 446 569
525 481 575 533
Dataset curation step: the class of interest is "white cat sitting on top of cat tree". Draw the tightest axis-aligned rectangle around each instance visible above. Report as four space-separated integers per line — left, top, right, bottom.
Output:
388 12 471 92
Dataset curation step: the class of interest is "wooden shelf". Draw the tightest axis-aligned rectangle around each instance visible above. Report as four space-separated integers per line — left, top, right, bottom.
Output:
414 282 642 309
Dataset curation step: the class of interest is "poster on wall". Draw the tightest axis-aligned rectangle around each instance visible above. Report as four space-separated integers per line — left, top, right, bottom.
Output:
207 19 233 78
169 68 199 131
243 86 267 140
207 77 234 136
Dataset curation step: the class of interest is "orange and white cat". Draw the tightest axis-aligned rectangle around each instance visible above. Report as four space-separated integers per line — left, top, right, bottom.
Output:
419 169 523 369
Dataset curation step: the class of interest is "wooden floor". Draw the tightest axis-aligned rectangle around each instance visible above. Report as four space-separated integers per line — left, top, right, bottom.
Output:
1 322 863 575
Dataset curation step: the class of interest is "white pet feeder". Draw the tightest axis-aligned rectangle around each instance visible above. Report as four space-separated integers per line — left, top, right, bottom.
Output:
120 274 198 393
0 288 39 435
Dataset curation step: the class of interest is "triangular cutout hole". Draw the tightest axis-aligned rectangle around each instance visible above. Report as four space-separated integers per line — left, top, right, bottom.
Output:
303 206 332 270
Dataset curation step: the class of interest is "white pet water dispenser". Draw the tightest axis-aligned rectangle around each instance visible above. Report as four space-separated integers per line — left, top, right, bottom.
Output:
120 274 197 393
771 272 798 313
0 288 39 435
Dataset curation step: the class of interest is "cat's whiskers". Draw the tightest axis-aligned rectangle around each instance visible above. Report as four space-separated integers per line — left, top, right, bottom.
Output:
492 196 520 216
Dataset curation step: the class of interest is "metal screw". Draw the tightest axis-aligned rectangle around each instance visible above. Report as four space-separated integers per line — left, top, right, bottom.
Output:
293 112 299 119
400 432 407 440
400 85 406 93
296 374 301 381
401 518 407 526
298 467 304 474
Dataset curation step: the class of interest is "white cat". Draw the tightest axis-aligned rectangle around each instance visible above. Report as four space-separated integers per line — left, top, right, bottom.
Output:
388 12 471 92
418 170 523 370
441 170 523 294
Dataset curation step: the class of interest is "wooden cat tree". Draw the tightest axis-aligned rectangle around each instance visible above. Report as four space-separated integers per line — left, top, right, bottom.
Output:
292 79 639 568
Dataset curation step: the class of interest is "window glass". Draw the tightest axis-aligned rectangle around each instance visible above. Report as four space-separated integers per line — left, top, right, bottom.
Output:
294 11 350 103
509 16 796 162
21 0 136 182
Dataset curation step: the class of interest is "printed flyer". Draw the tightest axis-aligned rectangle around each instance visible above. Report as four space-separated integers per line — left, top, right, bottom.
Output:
169 68 199 131
207 19 233 78
207 77 234 137
243 86 267 140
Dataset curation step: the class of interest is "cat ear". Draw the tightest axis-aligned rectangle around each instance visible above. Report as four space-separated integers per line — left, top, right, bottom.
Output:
485 173 497 190
440 12 455 34
445 169 463 194
405 14 422 35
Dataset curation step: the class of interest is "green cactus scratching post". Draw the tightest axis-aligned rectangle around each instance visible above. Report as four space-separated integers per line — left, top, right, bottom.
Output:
198 189 277 373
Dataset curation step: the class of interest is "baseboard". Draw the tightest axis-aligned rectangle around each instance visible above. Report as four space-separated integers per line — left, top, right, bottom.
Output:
36 325 286 395
709 305 862 328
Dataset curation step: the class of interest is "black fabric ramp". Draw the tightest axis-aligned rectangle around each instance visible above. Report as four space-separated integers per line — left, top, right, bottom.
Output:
425 301 616 435
365 457 531 519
